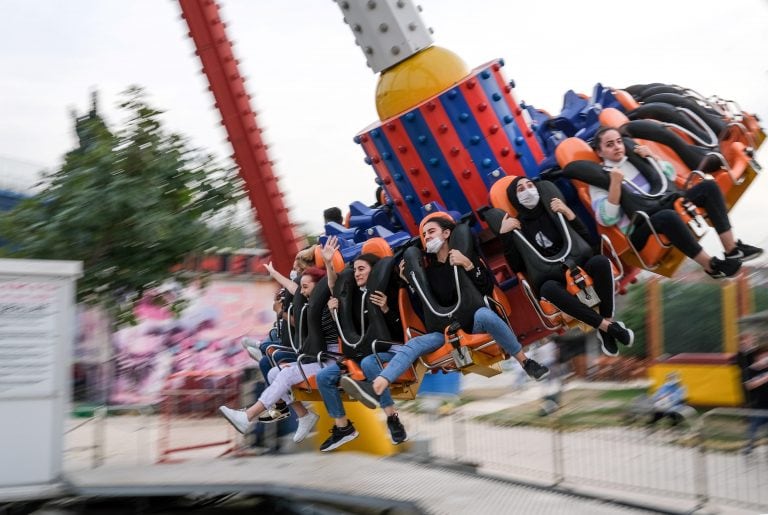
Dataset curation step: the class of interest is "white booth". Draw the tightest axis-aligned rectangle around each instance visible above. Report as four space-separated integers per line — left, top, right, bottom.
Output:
0 258 81 496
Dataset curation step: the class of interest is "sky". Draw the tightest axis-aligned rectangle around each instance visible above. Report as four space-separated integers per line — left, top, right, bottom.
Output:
1 0 767 253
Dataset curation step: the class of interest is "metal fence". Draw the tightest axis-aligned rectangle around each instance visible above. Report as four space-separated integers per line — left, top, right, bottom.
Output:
405 406 768 512
64 403 768 512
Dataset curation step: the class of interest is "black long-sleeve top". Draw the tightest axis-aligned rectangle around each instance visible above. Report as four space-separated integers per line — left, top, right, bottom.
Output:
501 216 591 275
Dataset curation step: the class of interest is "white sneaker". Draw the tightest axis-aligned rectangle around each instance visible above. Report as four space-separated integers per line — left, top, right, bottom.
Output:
240 338 263 362
219 406 251 434
293 411 319 443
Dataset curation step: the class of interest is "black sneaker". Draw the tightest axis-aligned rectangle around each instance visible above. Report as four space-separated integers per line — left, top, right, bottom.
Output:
725 240 763 262
340 376 381 409
597 330 619 356
257 403 290 424
386 413 408 445
707 256 741 279
606 321 634 348
319 422 359 452
523 358 550 381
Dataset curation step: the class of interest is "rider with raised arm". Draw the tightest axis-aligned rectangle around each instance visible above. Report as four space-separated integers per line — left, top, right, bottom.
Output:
314 236 407 451
342 215 549 411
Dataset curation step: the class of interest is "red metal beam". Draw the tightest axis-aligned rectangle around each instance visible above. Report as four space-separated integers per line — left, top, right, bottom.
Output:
178 0 303 273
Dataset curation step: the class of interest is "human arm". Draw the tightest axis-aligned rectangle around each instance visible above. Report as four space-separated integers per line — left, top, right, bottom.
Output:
448 248 493 296
263 261 298 294
589 182 623 227
634 144 676 180
498 214 525 273
551 197 591 243
320 235 340 289
370 290 401 329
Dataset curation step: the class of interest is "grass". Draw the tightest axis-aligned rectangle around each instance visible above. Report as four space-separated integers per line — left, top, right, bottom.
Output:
467 387 756 451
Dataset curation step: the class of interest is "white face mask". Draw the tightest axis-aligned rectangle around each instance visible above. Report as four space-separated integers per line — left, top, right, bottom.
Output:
289 270 298 280
425 237 444 254
517 187 540 209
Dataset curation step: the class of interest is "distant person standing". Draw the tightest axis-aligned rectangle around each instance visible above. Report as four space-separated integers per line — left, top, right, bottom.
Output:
323 206 343 225
743 345 768 455
648 372 694 427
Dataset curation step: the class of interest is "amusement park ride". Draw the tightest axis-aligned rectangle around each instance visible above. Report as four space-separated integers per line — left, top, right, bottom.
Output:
177 0 763 418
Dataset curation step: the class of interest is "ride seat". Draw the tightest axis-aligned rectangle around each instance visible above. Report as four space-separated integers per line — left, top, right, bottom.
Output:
488 174 617 331
555 137 677 273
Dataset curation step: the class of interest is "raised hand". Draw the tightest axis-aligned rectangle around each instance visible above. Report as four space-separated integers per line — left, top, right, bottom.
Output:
321 235 339 264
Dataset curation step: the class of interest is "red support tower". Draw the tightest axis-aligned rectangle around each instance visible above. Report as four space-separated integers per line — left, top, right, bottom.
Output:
179 0 303 273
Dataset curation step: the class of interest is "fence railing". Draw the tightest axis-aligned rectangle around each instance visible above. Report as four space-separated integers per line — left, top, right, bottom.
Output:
64 403 768 512
404 406 768 512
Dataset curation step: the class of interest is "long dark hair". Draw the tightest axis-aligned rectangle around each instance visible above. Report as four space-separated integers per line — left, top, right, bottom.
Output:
591 126 623 151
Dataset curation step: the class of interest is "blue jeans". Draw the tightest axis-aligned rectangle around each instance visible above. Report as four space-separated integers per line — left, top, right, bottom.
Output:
377 331 445 385
376 307 521 385
472 307 522 356
317 363 345 418
360 353 395 409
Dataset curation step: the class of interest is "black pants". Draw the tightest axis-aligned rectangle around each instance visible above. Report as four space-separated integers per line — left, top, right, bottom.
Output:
630 181 730 259
539 255 614 329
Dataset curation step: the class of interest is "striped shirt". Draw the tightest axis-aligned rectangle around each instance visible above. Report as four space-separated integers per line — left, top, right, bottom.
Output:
321 305 340 353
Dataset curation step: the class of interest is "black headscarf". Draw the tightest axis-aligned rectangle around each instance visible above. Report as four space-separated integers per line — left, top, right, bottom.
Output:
506 177 564 257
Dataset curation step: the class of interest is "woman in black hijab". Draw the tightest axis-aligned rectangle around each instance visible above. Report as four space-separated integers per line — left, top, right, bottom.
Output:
500 177 633 356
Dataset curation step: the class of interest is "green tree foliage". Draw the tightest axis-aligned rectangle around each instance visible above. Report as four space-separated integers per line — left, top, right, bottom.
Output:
0 88 244 325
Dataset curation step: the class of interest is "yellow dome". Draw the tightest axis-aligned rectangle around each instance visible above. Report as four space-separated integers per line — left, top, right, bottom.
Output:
375 46 469 120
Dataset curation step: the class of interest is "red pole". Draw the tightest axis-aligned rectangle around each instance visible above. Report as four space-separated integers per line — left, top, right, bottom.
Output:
178 0 304 273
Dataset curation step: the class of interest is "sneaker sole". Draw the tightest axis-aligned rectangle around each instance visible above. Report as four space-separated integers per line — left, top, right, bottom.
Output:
340 377 380 410
534 369 551 381
258 412 290 424
390 434 409 445
320 430 359 452
598 328 619 356
739 250 763 262
219 407 249 434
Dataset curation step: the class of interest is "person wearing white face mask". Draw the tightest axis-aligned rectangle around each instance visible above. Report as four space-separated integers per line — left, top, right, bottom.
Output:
341 215 550 414
263 245 318 295
500 177 633 356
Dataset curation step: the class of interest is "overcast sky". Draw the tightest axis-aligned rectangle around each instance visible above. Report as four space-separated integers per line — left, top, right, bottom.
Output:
1 0 766 253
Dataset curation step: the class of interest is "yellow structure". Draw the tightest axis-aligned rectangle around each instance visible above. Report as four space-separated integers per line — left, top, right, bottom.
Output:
648 359 744 407
375 46 468 120
311 401 403 456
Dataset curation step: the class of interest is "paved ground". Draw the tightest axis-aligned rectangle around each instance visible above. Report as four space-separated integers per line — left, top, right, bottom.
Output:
63 453 663 515
4 377 762 514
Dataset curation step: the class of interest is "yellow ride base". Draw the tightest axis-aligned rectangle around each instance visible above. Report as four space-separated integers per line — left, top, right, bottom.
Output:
648 362 744 407
311 400 406 456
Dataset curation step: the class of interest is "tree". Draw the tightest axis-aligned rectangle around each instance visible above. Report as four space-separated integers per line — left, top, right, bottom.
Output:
0 88 244 325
